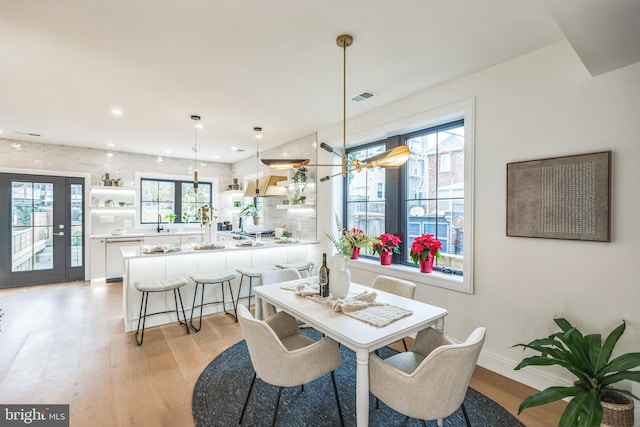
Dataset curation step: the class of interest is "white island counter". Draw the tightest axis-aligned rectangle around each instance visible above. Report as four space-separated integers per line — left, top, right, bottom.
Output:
120 240 319 332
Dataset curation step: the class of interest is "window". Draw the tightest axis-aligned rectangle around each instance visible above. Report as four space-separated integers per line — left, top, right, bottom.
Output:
345 143 387 254
405 120 464 272
140 178 212 224
344 116 471 287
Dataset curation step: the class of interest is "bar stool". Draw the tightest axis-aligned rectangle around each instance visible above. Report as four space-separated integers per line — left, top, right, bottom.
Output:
134 276 190 346
276 260 314 277
236 265 278 311
190 270 238 330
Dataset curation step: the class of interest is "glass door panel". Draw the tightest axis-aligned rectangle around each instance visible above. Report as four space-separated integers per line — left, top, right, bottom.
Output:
0 173 85 287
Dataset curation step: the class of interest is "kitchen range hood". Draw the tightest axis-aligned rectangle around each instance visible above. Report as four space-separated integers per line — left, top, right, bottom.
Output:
243 175 288 197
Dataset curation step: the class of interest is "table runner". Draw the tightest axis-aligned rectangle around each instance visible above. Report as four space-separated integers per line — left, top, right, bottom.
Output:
280 281 413 327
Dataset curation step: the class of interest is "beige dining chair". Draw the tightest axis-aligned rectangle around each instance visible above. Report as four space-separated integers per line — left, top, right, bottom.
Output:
236 304 344 427
372 275 416 350
259 268 302 319
369 326 486 427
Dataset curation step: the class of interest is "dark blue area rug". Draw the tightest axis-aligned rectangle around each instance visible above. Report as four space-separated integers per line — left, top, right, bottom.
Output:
192 329 524 427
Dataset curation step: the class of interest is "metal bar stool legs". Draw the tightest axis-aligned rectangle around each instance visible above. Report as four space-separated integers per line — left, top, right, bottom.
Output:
134 276 190 346
190 279 237 331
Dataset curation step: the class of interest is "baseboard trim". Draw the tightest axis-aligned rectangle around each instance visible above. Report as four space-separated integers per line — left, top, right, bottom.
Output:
477 349 571 392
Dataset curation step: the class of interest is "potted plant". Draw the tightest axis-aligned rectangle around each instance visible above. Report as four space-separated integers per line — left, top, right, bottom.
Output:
239 203 261 225
372 233 402 265
409 233 442 273
196 203 218 244
182 211 190 223
164 212 176 224
514 318 639 426
292 166 308 204
324 213 379 260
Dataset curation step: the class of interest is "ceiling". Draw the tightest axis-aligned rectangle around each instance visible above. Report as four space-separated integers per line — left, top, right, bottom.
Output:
0 1 637 164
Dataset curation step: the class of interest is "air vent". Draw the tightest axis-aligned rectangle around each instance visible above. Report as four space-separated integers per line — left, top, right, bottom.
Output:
351 91 377 102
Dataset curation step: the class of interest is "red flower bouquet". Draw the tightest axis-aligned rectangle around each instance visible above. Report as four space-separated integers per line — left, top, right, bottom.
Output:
372 233 402 256
409 234 442 264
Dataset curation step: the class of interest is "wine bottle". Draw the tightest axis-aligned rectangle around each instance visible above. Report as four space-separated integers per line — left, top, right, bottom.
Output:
319 253 330 297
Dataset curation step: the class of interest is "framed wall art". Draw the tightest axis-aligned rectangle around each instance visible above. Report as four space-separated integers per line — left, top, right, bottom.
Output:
506 151 611 242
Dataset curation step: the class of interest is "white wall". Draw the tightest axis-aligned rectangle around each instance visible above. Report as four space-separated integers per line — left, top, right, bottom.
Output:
317 40 640 399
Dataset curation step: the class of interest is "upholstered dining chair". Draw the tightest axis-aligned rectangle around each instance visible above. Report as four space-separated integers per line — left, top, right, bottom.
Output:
258 268 302 319
372 275 416 350
369 326 486 427
236 304 344 427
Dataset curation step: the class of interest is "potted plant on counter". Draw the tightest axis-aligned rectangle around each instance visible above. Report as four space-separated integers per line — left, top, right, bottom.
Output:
239 203 261 226
372 233 402 265
514 318 639 426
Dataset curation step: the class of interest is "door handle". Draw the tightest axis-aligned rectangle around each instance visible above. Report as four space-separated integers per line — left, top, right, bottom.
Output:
53 232 65 236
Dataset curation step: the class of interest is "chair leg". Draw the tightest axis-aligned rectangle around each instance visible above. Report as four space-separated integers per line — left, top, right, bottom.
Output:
420 420 428 427
222 280 238 322
134 292 149 346
375 397 379 409
246 276 253 309
272 386 283 427
402 338 408 351
189 282 204 332
461 402 471 427
331 371 345 427
174 288 190 335
239 372 257 425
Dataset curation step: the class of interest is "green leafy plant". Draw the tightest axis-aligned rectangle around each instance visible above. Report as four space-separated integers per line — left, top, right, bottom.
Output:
324 213 379 259
292 166 308 203
196 203 217 226
239 203 260 218
164 212 176 223
514 318 640 426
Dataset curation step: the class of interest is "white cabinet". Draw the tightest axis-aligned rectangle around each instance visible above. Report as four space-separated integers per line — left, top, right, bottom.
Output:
90 238 106 280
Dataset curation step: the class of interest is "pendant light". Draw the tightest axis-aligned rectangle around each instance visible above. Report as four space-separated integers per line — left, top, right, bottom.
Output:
260 34 411 180
254 126 262 197
191 115 201 194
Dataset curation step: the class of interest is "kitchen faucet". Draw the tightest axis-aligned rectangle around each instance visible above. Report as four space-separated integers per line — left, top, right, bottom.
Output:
156 214 164 233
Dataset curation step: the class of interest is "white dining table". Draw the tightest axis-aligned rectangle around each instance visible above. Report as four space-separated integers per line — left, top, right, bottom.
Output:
254 280 448 427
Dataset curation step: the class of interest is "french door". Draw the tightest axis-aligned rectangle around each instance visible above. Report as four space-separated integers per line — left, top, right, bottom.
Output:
0 173 85 288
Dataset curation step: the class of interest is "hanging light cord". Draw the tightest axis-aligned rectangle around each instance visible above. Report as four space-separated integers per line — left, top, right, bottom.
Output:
191 115 201 193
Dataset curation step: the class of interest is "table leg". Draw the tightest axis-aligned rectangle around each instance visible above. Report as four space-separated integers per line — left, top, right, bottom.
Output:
355 348 369 427
255 294 263 320
434 316 445 333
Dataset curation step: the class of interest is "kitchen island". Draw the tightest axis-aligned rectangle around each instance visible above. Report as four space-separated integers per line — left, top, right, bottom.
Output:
120 240 319 332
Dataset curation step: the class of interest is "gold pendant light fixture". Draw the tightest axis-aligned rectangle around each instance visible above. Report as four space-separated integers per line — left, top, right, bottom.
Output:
261 34 411 181
191 115 201 193
254 126 262 197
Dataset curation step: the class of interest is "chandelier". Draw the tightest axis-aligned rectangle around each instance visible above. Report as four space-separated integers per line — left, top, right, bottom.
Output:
261 34 410 181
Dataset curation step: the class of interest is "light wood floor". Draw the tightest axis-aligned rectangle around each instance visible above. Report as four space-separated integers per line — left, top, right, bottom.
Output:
0 280 565 426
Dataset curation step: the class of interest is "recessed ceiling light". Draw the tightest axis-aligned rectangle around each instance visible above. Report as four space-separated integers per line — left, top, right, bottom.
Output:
214 155 220 160
195 124 203 129
111 108 123 116
165 149 172 154
107 143 115 147
231 146 238 151
0 129 3 134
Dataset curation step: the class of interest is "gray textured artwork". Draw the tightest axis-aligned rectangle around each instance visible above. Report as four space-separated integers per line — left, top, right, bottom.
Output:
507 151 610 241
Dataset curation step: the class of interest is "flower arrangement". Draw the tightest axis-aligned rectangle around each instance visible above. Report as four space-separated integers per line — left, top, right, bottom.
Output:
372 233 402 255
409 233 442 264
324 214 379 259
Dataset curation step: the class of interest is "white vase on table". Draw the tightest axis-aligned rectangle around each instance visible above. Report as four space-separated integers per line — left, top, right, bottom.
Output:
330 255 351 299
